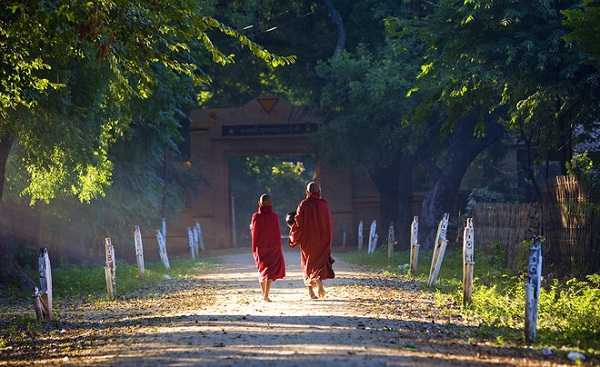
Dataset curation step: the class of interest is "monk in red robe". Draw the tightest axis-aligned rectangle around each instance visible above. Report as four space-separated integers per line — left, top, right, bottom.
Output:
289 182 335 299
251 194 285 302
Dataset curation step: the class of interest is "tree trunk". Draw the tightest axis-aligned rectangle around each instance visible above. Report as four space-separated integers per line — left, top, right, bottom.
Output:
420 117 505 248
0 133 27 287
322 0 346 56
369 158 414 250
0 132 13 200
372 167 399 237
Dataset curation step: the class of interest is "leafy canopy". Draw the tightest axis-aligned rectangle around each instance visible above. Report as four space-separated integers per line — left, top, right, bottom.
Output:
0 0 294 203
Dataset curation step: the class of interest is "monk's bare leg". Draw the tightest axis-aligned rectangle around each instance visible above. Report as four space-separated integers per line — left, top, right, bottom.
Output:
259 279 266 299
307 283 318 299
316 279 326 299
264 279 272 302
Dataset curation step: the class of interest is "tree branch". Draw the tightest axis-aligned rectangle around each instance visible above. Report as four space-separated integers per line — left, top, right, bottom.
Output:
322 0 346 56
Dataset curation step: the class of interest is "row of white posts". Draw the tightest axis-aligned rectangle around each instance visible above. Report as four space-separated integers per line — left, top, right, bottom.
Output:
33 219 206 318
354 215 543 343
103 219 205 300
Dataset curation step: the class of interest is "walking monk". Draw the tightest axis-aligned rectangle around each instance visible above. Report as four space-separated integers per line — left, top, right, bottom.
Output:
250 194 286 302
288 181 335 299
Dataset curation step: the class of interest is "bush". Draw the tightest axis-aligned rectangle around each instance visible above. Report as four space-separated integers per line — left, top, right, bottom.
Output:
342 248 600 352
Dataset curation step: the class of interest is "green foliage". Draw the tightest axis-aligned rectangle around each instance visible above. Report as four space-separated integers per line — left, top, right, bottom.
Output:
51 258 213 300
229 155 314 245
401 0 600 182
342 248 600 352
0 1 294 203
567 152 600 192
563 0 600 67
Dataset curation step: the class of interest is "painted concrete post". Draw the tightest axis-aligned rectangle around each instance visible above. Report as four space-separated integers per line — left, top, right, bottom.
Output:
134 225 145 277
37 248 53 320
368 220 378 255
462 218 475 306
410 216 420 275
428 213 449 287
231 194 237 247
525 238 543 343
358 221 364 251
187 227 196 260
156 230 171 270
104 238 116 300
161 218 167 240
387 223 395 259
195 222 205 251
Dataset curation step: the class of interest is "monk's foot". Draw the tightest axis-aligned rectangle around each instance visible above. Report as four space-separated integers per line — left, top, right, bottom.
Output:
318 287 326 299
307 287 318 300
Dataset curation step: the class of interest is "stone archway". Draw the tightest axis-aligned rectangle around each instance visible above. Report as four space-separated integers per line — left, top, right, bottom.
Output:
170 96 378 251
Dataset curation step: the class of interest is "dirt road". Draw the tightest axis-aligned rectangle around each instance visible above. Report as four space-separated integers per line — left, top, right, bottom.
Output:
0 251 577 366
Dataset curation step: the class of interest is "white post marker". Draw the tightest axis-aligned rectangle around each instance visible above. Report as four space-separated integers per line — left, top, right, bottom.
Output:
368 220 377 254
525 238 543 343
37 248 53 320
387 223 395 259
104 238 116 300
187 227 196 260
231 194 237 247
410 216 420 275
156 230 171 270
195 222 205 251
358 221 364 251
134 225 145 277
427 213 449 287
462 218 475 306
161 217 167 239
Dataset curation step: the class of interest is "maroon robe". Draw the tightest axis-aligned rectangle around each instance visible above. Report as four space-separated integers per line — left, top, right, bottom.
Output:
289 192 335 285
251 205 286 281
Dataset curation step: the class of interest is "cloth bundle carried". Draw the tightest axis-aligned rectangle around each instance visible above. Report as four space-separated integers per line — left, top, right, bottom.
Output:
285 212 296 226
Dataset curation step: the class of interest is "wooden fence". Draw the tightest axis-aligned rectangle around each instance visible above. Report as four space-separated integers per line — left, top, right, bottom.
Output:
472 203 539 270
472 176 599 275
543 176 598 275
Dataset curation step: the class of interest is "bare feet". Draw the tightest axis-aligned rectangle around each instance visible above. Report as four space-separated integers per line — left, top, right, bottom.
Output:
317 280 326 299
318 286 326 299
263 296 272 303
307 287 318 300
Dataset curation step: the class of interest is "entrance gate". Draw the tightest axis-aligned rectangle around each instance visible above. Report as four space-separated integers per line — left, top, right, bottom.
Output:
172 96 355 250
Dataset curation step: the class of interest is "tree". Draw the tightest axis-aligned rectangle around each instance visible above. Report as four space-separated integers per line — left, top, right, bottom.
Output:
0 1 294 202
0 0 294 284
394 0 600 240
563 0 600 67
315 33 438 247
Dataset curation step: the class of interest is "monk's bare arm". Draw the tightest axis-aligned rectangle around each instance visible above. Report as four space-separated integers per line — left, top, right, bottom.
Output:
250 214 258 253
289 202 304 247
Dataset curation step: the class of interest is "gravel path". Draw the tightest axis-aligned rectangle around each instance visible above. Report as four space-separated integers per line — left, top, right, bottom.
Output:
0 251 580 366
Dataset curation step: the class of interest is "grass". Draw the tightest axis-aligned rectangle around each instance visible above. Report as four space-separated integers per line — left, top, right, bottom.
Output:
4 256 215 303
341 247 600 355
51 257 215 300
0 257 215 349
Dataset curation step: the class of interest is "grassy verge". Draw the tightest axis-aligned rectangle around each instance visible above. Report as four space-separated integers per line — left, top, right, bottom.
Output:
51 257 215 300
0 256 215 355
341 248 600 355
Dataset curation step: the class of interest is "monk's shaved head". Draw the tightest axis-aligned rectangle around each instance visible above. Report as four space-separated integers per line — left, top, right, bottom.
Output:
259 194 272 206
306 181 320 193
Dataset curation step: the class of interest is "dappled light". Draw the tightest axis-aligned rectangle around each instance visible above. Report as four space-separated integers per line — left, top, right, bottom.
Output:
1 1 599 366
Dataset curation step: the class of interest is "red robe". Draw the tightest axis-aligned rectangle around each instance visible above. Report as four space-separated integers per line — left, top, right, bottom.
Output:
289 192 335 285
251 205 286 281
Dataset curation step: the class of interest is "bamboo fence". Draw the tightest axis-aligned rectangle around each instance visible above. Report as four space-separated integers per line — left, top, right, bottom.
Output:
472 203 539 270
